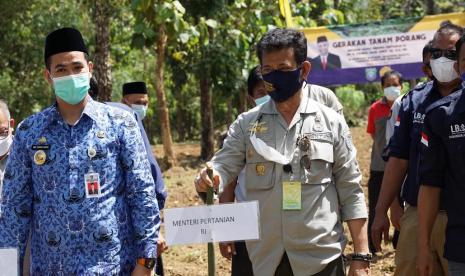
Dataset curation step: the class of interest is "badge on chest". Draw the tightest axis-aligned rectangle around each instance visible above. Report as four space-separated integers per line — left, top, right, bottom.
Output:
283 181 301 210
84 172 101 198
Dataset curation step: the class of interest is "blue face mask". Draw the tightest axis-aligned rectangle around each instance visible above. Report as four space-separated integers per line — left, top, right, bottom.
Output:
262 68 303 102
254 95 271 106
461 73 465 81
52 72 90 105
131 104 148 120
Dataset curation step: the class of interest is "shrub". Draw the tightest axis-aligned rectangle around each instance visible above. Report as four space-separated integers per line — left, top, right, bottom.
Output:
335 85 367 126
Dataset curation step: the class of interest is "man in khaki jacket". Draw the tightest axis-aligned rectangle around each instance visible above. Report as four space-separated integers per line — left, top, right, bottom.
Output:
195 28 370 276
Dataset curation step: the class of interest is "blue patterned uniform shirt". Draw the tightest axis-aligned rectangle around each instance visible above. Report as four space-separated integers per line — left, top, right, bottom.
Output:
0 98 160 275
105 102 167 210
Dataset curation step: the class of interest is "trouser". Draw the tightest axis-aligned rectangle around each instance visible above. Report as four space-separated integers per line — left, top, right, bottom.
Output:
23 233 31 276
274 253 345 276
448 261 465 276
232 241 253 276
155 255 164 276
368 170 400 252
394 205 448 276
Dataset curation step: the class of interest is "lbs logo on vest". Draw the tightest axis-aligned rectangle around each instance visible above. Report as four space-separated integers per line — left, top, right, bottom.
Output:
449 124 465 139
413 112 425 124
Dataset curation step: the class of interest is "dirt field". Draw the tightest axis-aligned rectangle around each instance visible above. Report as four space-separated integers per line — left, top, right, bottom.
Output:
153 125 396 275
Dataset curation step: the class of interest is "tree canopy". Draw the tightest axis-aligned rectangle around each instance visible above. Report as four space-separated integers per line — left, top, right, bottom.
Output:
0 0 462 144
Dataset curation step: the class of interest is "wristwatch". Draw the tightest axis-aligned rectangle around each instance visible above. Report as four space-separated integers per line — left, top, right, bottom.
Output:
137 258 156 269
351 253 373 263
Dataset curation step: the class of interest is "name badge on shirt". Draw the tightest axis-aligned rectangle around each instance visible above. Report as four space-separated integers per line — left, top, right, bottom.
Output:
84 172 101 198
283 181 301 210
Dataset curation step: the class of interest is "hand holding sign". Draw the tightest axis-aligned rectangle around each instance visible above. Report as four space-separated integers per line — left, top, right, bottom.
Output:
195 163 220 193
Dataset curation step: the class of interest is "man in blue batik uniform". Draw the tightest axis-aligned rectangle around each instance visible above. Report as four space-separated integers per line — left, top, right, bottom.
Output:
0 27 160 275
107 81 168 275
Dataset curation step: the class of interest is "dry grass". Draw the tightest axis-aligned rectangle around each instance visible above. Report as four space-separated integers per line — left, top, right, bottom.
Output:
153 125 396 275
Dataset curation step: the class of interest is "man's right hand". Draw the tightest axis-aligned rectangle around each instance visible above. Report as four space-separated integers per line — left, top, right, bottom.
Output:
219 242 236 260
389 201 404 230
417 247 434 276
194 166 220 193
371 211 390 252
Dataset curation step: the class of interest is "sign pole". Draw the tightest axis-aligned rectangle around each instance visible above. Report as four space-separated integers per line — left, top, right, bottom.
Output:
206 164 215 276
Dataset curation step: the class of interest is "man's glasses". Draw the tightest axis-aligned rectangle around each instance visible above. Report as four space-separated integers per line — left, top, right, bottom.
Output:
430 48 457 60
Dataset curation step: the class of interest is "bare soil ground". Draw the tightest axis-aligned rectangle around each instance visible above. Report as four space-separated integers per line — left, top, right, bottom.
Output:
153 125 396 276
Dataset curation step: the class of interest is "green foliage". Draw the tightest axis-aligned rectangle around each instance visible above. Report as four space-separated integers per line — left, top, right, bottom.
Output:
0 0 463 143
335 85 367 126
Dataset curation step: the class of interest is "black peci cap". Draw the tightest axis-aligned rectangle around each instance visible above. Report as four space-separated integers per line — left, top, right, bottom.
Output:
122 82 148 96
44 27 88 63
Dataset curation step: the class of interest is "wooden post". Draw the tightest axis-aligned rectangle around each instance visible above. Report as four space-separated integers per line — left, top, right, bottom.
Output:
206 164 216 276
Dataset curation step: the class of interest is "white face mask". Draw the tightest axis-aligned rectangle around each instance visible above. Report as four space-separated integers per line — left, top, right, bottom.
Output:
131 104 148 120
383 86 401 101
0 135 12 157
250 134 293 165
430 57 459 83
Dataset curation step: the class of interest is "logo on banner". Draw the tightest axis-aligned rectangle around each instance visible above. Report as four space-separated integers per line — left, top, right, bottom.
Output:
365 68 377 81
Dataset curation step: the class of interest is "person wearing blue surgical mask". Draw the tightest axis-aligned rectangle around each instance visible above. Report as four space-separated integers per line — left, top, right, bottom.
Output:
120 81 168 276
246 66 269 107
0 27 161 276
122 82 149 120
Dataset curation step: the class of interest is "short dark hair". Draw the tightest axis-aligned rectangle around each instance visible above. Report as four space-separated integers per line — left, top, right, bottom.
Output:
247 66 263 96
456 33 465 64
422 40 433 64
381 70 403 87
257 28 308 65
45 52 90 70
432 22 464 45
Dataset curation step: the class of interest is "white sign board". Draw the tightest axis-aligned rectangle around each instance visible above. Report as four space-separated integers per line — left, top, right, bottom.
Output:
0 248 18 276
164 201 260 246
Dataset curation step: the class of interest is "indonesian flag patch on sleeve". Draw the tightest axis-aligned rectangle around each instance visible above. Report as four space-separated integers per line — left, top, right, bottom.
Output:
421 132 429 147
394 116 400 127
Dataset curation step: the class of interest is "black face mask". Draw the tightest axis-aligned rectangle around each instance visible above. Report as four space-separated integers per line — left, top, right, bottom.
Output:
262 68 303 102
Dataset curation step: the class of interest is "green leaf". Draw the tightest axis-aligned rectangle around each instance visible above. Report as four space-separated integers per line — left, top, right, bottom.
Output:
172 1 185 14
179 32 190 44
205 19 218 29
131 33 146 49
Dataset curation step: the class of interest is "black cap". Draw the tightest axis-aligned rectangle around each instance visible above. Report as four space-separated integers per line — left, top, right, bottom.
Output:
317 36 328 43
44 27 88 63
122 82 148 96
247 65 263 96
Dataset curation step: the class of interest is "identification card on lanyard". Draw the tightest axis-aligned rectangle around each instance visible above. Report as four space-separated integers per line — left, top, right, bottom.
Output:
84 172 101 198
283 181 301 210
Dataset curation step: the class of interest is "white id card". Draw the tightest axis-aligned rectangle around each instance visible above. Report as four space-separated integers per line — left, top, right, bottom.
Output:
0 248 18 276
84 172 101 198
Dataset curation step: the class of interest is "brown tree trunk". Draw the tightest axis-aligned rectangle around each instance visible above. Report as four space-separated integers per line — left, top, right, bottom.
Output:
175 94 186 141
238 87 248 114
200 75 214 160
155 24 177 167
93 0 112 102
200 27 215 161
425 0 435 15
226 97 233 127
